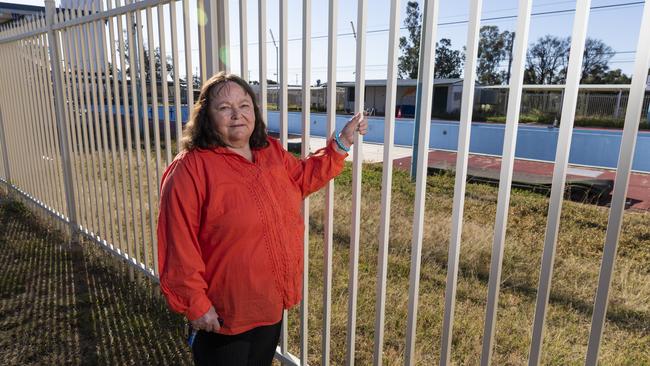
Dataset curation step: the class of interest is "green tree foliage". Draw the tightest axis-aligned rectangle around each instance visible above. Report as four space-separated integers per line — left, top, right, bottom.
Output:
476 25 514 85
398 1 464 79
435 38 464 78
524 35 630 84
119 35 173 83
596 69 631 84
580 39 630 84
524 35 570 84
398 1 421 79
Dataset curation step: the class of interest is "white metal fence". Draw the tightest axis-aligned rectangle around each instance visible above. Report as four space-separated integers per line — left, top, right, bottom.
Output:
0 0 649 365
476 87 650 121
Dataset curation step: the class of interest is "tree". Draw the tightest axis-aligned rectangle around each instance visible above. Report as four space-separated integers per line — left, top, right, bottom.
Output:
524 35 570 84
143 47 174 83
476 25 514 85
598 69 631 84
398 2 464 79
118 34 173 83
398 1 421 79
435 38 463 78
525 35 630 84
577 38 634 84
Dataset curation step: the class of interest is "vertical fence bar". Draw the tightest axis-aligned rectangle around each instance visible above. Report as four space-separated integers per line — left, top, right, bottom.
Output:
9 23 30 192
239 0 248 80
169 1 183 148
116 0 137 268
197 1 207 83
322 0 338 364
0 105 10 185
278 0 290 360
84 3 109 240
201 0 218 77
25 19 48 209
183 0 194 106
300 0 311 363
2 31 19 187
13 22 35 201
24 20 50 210
88 2 112 243
9 22 28 191
346 0 367 364
45 14 66 216
22 21 43 205
75 4 99 233
82 5 109 243
439 0 482 364
37 16 59 213
124 0 146 267
61 8 85 232
35 17 56 213
106 0 128 255
157 3 173 165
278 0 288 149
30 17 57 210
146 5 162 275
39 15 67 217
9 22 26 192
217 1 230 73
4 25 21 189
145 6 161 184
2 31 15 184
585 2 650 364
95 0 117 247
75 4 100 235
38 14 63 215
80 3 103 236
12 22 29 192
135 4 154 272
480 0 533 364
258 0 267 121
0 38 9 186
527 1 592 364
372 1 399 365
403 0 440 364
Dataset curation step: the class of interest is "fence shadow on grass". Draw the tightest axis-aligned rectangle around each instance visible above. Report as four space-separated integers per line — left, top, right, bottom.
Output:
0 196 192 366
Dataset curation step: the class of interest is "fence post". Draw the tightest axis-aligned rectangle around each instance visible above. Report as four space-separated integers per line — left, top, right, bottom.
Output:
201 0 230 77
0 107 12 194
45 0 78 241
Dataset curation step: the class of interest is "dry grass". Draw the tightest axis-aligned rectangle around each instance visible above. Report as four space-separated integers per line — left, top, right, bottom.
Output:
284 163 650 365
0 195 192 365
5 143 649 365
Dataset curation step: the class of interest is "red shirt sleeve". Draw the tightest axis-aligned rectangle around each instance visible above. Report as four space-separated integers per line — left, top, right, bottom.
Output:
278 137 348 198
157 155 212 321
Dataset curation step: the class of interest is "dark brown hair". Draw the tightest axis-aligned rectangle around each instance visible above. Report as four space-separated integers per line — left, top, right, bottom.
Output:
180 72 268 152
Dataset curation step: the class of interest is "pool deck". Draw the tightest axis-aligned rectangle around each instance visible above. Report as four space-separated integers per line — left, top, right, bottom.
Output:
289 136 650 210
393 150 650 211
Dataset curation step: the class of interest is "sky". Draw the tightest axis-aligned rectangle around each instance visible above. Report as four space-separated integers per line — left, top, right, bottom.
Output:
13 0 647 84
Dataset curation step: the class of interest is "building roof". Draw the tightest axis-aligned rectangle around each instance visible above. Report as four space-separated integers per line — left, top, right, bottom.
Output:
332 78 463 88
0 2 43 25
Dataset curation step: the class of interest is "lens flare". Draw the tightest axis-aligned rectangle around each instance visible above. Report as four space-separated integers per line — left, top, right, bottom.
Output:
197 6 207 27
219 47 229 67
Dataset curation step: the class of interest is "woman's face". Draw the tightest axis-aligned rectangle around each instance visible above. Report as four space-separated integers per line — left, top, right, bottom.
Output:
208 82 256 148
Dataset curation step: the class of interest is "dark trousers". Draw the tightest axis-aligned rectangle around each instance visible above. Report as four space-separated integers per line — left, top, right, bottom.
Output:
191 320 282 366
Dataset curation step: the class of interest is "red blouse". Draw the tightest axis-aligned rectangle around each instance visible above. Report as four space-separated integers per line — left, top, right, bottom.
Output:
157 137 346 335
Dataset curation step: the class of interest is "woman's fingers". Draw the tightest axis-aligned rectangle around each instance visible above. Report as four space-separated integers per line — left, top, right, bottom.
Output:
190 306 222 333
209 319 221 333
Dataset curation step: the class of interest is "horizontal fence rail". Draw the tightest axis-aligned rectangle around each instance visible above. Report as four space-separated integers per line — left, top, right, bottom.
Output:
0 0 649 365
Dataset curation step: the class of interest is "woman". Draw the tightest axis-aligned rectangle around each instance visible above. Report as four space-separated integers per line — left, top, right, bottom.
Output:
157 72 367 365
